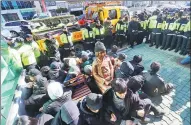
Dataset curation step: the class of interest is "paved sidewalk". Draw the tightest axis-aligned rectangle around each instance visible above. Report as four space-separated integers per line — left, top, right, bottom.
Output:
119 43 190 125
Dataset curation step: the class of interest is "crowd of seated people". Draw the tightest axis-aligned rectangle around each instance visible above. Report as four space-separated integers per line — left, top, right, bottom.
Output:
13 41 176 125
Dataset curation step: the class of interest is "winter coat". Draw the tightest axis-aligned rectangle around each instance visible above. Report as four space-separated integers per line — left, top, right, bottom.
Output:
42 88 72 116
103 88 150 125
115 61 134 79
128 20 141 34
142 70 166 97
127 75 145 93
48 70 67 83
37 113 54 125
92 56 114 93
129 60 144 76
77 98 110 125
51 100 80 125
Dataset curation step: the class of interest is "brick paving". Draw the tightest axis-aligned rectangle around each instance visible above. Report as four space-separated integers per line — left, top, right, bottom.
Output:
119 43 190 125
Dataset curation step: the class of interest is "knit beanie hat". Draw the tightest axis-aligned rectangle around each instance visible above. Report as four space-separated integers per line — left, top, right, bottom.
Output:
94 42 106 52
47 81 63 100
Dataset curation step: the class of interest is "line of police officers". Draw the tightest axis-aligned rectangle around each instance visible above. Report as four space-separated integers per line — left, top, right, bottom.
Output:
5 9 190 72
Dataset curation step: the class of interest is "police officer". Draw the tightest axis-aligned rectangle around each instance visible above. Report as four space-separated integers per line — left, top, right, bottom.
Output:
180 17 190 55
25 34 41 67
18 38 37 72
128 15 141 48
93 20 105 43
169 11 189 52
60 26 74 59
115 17 127 48
150 13 164 48
161 13 176 50
82 23 95 52
103 18 114 50
137 12 147 45
146 10 159 44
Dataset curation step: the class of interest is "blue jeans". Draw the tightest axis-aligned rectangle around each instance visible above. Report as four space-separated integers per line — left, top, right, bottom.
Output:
180 56 190 65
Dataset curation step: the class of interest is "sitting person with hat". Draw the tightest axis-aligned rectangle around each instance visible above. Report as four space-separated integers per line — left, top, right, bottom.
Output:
92 42 114 93
77 93 112 125
40 81 72 116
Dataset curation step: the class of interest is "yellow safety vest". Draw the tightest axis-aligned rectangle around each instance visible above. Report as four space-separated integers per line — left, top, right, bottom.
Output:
18 44 36 66
93 27 105 36
83 29 95 40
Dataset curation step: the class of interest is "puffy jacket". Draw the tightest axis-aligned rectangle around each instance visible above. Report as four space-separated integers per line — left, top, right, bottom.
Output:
51 100 80 125
142 70 166 97
42 89 72 116
77 98 109 125
103 88 145 125
129 60 144 76
115 61 134 79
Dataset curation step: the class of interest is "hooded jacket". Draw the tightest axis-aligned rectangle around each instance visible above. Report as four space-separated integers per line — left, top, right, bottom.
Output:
48 69 67 83
115 61 134 79
77 98 109 125
129 60 144 76
51 100 80 125
142 70 166 97
103 88 145 125
42 88 72 116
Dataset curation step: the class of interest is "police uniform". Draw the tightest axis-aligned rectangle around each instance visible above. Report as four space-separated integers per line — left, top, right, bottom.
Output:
150 14 164 48
60 28 74 59
18 43 37 71
93 21 105 43
103 20 113 49
128 16 141 48
180 20 191 55
82 25 95 51
146 11 158 43
169 14 188 51
161 14 176 50
115 18 127 48
138 13 147 45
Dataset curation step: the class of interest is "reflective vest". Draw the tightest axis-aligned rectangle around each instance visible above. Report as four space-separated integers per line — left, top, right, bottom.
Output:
184 21 191 32
18 44 36 66
8 47 23 68
140 21 147 30
31 41 41 58
148 15 157 29
162 21 175 31
175 19 188 32
116 22 128 32
152 20 163 29
60 33 73 49
82 29 95 40
93 27 105 36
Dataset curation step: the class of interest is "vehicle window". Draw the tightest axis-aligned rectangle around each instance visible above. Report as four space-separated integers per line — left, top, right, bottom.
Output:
5 22 13 26
120 10 129 18
11 21 22 26
21 21 29 25
92 12 98 20
70 11 83 17
109 9 117 20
